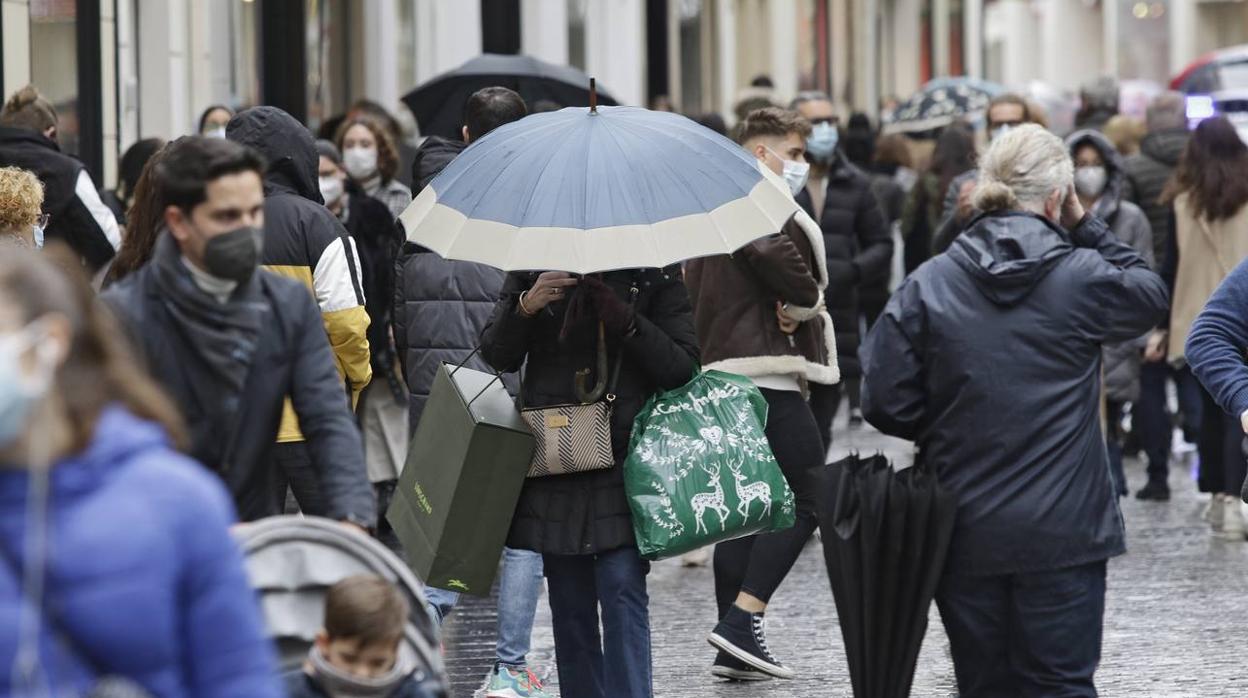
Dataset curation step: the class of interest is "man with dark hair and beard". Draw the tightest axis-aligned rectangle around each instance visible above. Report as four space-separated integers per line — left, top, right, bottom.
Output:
101 136 376 526
790 92 892 441
395 86 551 698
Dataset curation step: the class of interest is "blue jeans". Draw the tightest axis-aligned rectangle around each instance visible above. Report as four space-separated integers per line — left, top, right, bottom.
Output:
543 547 652 698
424 547 544 667
936 560 1107 698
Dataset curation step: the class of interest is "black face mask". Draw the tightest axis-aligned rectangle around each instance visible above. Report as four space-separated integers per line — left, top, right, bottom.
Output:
202 225 263 283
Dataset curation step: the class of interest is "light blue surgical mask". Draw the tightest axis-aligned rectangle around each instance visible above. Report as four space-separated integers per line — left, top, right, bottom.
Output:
0 326 50 448
806 121 840 162
764 146 811 196
31 225 43 249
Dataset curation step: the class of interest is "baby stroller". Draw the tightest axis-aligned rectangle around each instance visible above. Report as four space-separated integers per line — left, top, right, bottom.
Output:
233 516 449 697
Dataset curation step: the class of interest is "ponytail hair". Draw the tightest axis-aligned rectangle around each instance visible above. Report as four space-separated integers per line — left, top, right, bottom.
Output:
973 124 1072 214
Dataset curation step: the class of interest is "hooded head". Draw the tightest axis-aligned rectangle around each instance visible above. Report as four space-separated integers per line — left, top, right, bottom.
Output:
1066 129 1126 221
226 106 322 205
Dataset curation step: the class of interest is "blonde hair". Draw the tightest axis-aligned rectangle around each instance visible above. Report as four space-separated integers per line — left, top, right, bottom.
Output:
0 166 44 234
974 124 1072 213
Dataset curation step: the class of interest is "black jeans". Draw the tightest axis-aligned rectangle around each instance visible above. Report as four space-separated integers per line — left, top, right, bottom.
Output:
937 560 1107 698
713 389 824 618
1135 363 1204 486
272 441 330 516
1197 384 1248 496
808 382 840 455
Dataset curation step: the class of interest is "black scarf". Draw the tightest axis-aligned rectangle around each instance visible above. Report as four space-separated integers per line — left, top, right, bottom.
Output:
151 231 265 395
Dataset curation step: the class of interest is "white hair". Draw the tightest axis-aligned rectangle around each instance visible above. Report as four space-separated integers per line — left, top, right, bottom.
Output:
974 124 1073 214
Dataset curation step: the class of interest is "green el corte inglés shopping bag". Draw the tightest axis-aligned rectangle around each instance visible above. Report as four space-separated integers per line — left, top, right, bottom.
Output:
624 370 795 560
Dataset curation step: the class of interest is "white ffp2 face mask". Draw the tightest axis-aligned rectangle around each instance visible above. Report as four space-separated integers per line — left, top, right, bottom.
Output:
343 147 379 181
1073 166 1108 199
319 175 345 206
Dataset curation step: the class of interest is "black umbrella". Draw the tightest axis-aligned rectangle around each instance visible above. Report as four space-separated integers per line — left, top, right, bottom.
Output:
402 53 620 139
883 77 1005 136
817 454 957 698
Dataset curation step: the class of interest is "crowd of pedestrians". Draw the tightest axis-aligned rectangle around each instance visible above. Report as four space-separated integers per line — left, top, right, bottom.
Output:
1 65 1248 698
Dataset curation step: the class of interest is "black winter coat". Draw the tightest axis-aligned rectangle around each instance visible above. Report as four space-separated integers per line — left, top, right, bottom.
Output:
395 135 518 429
480 269 699 555
1124 128 1188 270
0 126 116 270
796 152 892 378
102 264 378 525
861 213 1167 576
342 189 403 376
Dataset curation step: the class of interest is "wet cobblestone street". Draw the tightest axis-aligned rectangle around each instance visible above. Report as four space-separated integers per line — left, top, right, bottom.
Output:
443 423 1248 697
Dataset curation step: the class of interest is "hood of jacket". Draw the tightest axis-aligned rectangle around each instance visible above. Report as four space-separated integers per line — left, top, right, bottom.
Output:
1139 128 1188 168
1066 129 1127 221
949 212 1074 307
226 106 322 204
0 406 168 504
411 136 466 194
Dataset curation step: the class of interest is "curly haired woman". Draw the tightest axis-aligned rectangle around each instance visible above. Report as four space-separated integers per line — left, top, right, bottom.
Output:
0 166 45 248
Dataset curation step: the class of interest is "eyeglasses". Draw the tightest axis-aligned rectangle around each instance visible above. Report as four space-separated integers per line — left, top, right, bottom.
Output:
34 213 49 229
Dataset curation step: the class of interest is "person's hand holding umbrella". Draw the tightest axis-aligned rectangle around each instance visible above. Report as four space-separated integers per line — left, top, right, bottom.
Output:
518 272 579 317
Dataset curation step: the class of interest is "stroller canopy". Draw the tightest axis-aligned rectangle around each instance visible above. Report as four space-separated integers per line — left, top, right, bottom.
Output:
233 516 448 695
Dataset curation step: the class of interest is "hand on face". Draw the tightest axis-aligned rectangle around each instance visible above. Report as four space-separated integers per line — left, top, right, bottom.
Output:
520 272 579 316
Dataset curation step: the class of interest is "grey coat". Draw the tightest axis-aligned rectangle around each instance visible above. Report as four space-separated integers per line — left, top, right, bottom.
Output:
1067 130 1156 403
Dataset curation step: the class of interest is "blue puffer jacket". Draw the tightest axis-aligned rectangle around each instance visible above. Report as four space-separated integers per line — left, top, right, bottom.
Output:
0 407 284 697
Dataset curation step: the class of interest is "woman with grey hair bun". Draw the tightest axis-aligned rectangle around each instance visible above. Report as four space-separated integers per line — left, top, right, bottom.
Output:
859 123 1167 697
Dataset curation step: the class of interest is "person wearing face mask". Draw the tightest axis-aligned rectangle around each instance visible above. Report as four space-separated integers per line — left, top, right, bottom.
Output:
101 136 376 527
335 115 412 220
0 246 285 697
0 166 45 249
1067 130 1156 499
791 92 891 443
198 104 233 139
861 125 1166 697
226 106 374 522
685 107 839 682
0 85 120 272
931 93 1033 256
316 139 408 544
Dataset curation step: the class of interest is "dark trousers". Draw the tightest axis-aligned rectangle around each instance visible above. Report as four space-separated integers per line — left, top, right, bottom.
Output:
809 381 840 455
936 560 1107 698
1105 401 1128 497
1135 363 1204 485
543 548 652 698
272 441 330 516
1196 384 1248 495
713 389 824 618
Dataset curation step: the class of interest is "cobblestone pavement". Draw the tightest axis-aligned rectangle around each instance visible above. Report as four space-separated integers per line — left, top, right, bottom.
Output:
442 422 1248 697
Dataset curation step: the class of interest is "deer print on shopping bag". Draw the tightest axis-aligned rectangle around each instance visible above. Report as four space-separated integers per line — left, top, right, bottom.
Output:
691 462 730 535
729 457 772 521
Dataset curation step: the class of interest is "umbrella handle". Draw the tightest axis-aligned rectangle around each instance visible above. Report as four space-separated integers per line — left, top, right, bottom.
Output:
590 78 598 115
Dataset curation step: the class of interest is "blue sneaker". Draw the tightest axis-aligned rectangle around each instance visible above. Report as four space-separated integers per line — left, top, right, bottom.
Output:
482 664 551 698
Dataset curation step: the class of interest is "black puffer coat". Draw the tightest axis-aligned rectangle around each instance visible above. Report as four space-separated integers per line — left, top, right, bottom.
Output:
1124 128 1188 269
796 152 892 378
862 213 1167 575
480 268 699 555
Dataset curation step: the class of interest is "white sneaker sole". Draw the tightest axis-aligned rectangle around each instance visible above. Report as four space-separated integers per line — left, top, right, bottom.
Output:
482 689 525 698
711 664 773 682
708 632 795 679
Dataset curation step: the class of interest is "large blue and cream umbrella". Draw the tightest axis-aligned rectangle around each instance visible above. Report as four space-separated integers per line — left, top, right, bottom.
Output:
399 104 800 274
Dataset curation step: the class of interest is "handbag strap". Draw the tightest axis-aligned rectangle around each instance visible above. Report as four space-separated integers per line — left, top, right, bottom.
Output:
604 285 640 402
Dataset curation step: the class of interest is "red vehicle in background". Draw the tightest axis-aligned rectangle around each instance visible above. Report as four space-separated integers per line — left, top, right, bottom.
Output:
1172 45 1248 142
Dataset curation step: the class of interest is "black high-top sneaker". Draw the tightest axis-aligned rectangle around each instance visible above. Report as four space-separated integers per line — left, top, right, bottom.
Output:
708 605 795 679
711 650 772 682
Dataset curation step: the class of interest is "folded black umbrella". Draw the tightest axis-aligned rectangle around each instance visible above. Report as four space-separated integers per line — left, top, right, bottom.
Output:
817 454 957 698
402 53 620 139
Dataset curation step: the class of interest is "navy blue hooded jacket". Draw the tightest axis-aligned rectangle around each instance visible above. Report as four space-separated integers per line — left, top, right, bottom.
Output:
861 212 1168 575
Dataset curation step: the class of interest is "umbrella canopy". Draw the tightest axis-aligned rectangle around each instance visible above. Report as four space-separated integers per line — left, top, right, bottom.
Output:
233 516 449 695
403 53 620 139
399 105 800 274
884 77 1006 135
817 454 957 698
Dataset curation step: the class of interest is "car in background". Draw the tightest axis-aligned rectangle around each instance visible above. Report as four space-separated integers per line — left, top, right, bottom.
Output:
1172 44 1248 142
